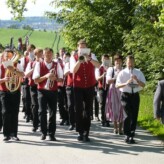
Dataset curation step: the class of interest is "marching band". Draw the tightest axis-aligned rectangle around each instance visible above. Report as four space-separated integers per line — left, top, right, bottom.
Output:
0 38 146 144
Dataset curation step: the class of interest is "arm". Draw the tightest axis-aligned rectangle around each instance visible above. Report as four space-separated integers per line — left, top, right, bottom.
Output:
153 81 162 119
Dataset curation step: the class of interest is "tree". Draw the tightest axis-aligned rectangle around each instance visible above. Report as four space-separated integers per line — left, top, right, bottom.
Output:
46 0 135 55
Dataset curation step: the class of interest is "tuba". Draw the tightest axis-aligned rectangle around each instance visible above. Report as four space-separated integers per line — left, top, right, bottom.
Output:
5 37 22 92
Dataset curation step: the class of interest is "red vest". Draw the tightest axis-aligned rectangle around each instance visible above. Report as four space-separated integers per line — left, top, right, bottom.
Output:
73 61 96 88
98 66 106 89
66 73 73 87
37 61 58 91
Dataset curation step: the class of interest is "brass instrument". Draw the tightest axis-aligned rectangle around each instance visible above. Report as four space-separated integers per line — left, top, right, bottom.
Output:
4 37 22 92
44 68 56 90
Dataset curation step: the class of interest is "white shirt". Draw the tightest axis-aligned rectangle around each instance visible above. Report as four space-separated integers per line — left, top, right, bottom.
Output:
116 67 146 93
64 62 70 75
32 61 63 80
0 63 23 78
69 53 98 73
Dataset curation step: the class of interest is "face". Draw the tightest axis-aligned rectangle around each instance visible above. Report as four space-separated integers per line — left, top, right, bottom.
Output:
102 56 110 68
126 58 135 68
114 59 122 68
3 52 14 61
44 50 53 63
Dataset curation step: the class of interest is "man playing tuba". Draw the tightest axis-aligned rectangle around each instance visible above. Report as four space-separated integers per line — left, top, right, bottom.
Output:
0 48 24 141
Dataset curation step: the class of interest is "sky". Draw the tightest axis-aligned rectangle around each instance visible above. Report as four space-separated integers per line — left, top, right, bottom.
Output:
0 0 55 20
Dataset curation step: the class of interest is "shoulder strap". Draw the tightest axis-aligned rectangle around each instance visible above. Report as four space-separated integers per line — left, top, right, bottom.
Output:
112 67 114 78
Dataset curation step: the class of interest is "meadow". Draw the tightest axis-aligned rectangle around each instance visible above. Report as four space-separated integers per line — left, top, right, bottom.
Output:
0 28 66 53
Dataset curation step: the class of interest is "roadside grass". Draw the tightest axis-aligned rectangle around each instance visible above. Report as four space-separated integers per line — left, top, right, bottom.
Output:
138 93 164 140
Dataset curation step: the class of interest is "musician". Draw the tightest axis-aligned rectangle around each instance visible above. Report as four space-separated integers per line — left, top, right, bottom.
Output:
116 55 146 144
70 39 100 141
20 44 36 122
33 48 63 141
56 48 69 126
25 48 43 132
0 49 24 141
95 54 111 127
64 51 76 130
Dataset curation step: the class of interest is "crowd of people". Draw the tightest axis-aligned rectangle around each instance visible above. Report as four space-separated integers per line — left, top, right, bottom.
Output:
0 39 149 144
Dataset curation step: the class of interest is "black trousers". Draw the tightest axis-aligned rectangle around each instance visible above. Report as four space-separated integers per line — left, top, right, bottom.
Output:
121 92 140 137
98 88 108 122
74 87 94 135
30 85 39 128
0 90 20 137
66 86 75 126
38 90 57 136
0 100 2 129
22 83 32 118
57 86 68 121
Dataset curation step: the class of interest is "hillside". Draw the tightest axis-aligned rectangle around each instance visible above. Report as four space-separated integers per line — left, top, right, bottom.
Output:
0 28 66 53
0 16 63 31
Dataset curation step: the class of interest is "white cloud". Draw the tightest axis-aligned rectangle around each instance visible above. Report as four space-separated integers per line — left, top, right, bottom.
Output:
0 0 55 20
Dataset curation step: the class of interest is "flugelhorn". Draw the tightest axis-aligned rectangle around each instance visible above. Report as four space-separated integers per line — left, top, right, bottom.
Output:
44 68 56 90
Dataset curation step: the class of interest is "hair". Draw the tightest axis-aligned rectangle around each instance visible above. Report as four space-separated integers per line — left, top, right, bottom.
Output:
34 48 43 55
102 54 109 59
44 47 53 54
65 52 70 57
27 44 36 50
126 55 134 61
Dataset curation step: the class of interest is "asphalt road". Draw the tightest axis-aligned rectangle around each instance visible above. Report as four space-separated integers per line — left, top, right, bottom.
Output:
0 110 164 164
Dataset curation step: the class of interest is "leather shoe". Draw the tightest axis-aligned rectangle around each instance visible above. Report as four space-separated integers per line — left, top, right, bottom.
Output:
84 136 90 142
41 134 46 140
60 120 65 125
49 135 57 141
12 136 20 141
32 127 38 132
77 135 83 141
69 125 75 131
3 136 11 141
129 138 136 144
124 136 130 143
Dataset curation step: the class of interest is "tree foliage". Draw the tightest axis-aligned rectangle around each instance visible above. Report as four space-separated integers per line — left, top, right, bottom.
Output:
5 0 164 91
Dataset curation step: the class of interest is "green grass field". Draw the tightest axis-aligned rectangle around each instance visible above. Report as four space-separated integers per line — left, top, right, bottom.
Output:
0 28 66 53
138 93 164 140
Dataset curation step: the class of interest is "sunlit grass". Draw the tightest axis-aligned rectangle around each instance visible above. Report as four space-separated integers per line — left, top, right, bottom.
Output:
138 93 164 140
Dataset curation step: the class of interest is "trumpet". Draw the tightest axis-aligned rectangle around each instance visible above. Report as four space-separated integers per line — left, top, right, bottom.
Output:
44 68 56 90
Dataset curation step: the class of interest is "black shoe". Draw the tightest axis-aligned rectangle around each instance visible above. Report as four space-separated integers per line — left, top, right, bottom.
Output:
124 136 130 143
129 138 136 144
41 134 46 140
3 136 11 141
0 127 2 132
49 135 56 141
12 136 20 141
26 117 30 123
77 135 83 141
65 120 70 126
32 127 38 132
84 136 90 142
69 125 75 131
60 120 65 126
106 122 110 127
95 116 100 121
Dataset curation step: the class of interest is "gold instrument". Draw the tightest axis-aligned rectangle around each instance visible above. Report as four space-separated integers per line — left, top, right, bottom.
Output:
44 68 56 90
5 50 22 92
